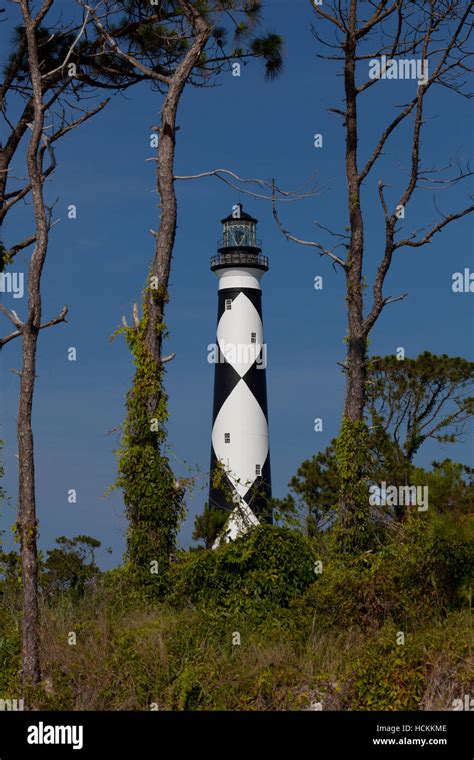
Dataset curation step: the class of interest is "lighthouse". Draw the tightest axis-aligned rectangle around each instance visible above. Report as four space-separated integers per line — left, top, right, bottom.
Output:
208 203 272 544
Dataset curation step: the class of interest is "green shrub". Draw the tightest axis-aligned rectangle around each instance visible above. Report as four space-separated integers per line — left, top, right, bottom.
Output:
0 629 20 696
343 623 426 710
340 616 473 710
290 513 474 631
169 525 316 614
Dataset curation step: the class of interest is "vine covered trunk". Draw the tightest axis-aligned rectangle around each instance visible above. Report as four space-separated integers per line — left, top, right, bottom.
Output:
120 9 210 586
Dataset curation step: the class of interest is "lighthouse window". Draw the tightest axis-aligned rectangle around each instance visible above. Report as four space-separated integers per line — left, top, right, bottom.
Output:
224 433 230 443
225 299 232 310
250 332 257 344
223 221 256 248
255 464 261 476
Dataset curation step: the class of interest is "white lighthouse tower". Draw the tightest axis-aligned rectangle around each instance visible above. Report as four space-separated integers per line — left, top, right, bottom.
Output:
209 203 272 544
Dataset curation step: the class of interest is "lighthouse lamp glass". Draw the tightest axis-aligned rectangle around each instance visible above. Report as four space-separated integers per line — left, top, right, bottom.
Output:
223 221 256 248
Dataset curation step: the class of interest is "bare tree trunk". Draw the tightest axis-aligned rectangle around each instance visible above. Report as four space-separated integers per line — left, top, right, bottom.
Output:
17 0 52 690
144 7 210 392
344 333 366 421
343 10 366 425
17 327 40 687
336 5 369 537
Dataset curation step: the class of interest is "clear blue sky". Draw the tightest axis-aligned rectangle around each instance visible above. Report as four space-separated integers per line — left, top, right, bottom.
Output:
1 0 472 568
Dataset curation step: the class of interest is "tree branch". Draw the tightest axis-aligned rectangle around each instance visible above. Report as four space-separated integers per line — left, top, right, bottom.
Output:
174 167 317 202
82 2 172 86
272 184 347 269
394 203 474 249
0 305 68 348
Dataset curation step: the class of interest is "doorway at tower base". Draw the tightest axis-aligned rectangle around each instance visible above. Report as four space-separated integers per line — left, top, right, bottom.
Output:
212 501 260 549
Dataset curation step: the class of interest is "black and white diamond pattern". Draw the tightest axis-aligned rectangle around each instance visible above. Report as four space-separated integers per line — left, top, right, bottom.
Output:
209 287 271 543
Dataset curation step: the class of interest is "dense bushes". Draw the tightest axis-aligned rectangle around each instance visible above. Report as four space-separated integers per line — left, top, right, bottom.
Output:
0 513 472 710
291 512 473 630
168 525 316 613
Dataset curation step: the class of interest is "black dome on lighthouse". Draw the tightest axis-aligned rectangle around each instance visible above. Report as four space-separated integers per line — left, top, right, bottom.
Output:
221 203 257 224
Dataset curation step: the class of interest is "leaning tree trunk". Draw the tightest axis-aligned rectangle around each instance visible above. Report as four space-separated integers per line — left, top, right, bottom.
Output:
144 14 210 392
